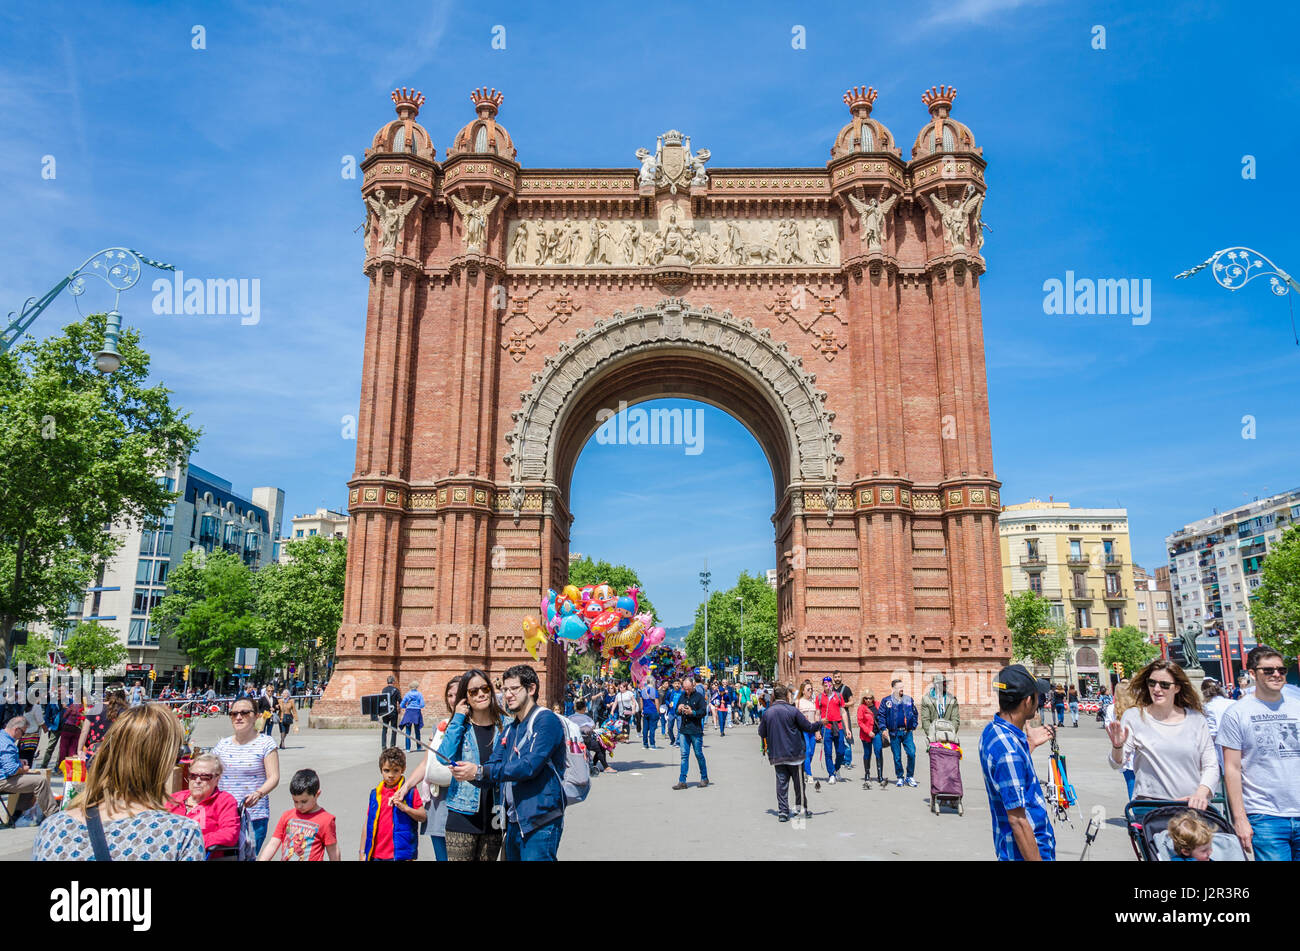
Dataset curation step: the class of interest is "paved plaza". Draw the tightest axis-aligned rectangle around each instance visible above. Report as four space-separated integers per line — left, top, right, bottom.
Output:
1 708 1141 861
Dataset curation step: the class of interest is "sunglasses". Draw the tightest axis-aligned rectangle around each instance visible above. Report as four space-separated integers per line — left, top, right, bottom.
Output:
466 685 492 697
188 773 217 782
230 710 255 718
1254 666 1287 677
1147 680 1177 690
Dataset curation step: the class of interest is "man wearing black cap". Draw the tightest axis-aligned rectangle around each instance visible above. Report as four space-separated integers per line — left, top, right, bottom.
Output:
978 664 1056 861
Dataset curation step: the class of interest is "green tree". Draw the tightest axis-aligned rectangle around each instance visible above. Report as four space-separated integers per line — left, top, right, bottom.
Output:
685 571 777 676
255 536 346 682
0 313 199 665
152 550 258 673
1004 591 1070 668
1101 624 1159 677
1251 525 1300 658
61 621 128 673
11 631 56 669
565 556 657 621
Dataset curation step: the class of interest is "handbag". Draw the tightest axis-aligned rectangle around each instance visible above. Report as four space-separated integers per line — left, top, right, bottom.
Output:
85 805 113 861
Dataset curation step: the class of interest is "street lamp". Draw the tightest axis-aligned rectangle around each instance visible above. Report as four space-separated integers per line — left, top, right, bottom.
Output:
3 247 174 368
1176 247 1300 345
735 595 745 677
699 561 711 672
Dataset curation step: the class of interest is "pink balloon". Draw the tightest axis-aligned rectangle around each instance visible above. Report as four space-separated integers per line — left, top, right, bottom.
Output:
625 586 641 614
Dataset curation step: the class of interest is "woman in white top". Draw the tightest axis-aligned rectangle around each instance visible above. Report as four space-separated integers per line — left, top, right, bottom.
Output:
1106 660 1217 810
796 680 821 790
212 696 280 854
1103 680 1137 799
1200 678 1235 773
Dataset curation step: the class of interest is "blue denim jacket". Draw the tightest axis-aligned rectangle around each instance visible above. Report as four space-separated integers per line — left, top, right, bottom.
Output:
438 713 508 815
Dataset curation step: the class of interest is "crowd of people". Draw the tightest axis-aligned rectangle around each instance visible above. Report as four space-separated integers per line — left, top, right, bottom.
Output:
978 646 1300 861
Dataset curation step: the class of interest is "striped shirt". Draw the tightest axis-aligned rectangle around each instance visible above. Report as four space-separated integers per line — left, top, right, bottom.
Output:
978 715 1055 861
213 734 277 820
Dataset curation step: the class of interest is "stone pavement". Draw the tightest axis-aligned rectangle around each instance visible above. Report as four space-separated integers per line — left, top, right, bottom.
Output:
0 710 1140 861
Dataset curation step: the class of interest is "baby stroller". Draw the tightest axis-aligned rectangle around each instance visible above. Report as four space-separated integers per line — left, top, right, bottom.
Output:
926 718 964 816
1124 800 1246 861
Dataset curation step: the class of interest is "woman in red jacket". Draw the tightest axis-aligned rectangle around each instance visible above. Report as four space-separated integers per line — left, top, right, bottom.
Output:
168 752 241 855
857 691 885 789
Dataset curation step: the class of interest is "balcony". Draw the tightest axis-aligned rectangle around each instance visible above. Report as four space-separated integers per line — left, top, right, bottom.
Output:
1069 588 1095 601
1103 588 1127 602
1032 588 1063 601
1020 555 1047 570
1103 553 1124 567
1067 554 1091 568
1075 628 1100 640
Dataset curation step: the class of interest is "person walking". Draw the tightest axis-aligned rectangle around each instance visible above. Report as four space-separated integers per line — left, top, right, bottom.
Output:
439 669 510 861
406 676 459 861
1051 684 1067 728
759 684 821 822
380 676 401 750
878 678 920 788
830 672 854 770
33 704 206 861
814 676 848 784
713 681 730 737
78 687 128 762
399 681 425 752
450 664 567 861
1220 646 1300 861
1067 685 1080 728
795 680 821 791
920 673 961 742
639 677 659 749
857 690 885 788
672 675 710 790
276 689 296 750
979 665 1056 861
1106 660 1217 811
212 695 281 853
663 680 683 745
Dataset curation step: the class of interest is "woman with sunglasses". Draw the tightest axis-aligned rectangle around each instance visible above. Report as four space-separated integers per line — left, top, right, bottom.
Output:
437 669 509 861
795 680 820 791
167 752 240 855
1106 659 1216 810
212 696 281 853
405 676 460 861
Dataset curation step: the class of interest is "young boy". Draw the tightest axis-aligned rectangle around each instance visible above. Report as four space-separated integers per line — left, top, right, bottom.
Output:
1167 811 1215 861
360 747 426 861
258 768 339 861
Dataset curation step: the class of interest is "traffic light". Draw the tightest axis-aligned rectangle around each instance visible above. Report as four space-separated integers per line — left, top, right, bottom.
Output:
1111 661 1124 677
183 665 191 681
148 668 156 681
315 637 322 648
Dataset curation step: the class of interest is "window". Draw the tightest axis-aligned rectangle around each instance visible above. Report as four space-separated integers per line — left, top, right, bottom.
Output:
929 125 956 152
309 529 317 536
1072 573 1088 597
295 529 304 538
1105 574 1121 595
859 123 874 152
136 559 152 584
1068 524 1080 532
474 124 488 151
1076 607 1090 628
1101 524 1113 531
1049 604 1065 622
392 127 406 151
1156 600 1168 611
1025 524 1037 532
1109 607 1124 627
128 619 146 646
1138 602 1147 612
132 588 163 616
1070 540 1082 558
1029 573 1043 595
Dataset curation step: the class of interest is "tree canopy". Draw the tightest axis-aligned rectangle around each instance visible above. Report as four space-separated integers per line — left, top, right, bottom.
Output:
1251 525 1300 659
684 570 777 676
1101 624 1159 677
61 621 129 672
1004 591 1070 668
151 549 257 673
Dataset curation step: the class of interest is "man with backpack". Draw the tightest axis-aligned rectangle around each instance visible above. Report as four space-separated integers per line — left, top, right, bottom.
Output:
878 678 920 788
451 664 570 861
759 684 821 821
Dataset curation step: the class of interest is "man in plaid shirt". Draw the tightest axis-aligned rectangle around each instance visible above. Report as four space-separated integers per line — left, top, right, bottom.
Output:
979 665 1056 861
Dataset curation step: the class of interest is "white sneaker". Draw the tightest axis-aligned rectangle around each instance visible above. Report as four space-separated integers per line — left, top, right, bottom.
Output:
828 775 836 785
905 777 918 788
895 778 905 788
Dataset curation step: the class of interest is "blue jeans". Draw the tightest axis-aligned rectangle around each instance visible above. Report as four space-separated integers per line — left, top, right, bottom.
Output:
250 816 269 853
804 732 817 776
842 730 853 767
1123 768 1136 801
679 733 708 783
717 710 728 735
1248 814 1300 861
402 722 421 751
642 712 658 747
863 733 884 776
889 731 916 779
1069 702 1079 725
664 713 677 744
504 818 563 861
564 701 574 716
431 835 447 861
823 726 845 778
1054 704 1065 726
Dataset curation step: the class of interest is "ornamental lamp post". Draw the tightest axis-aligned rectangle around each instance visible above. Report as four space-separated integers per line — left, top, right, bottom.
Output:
699 561 711 672
1176 247 1300 345
736 595 745 677
2 247 174 370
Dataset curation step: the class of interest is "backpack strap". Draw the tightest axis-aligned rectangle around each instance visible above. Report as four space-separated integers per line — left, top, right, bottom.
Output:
85 806 113 862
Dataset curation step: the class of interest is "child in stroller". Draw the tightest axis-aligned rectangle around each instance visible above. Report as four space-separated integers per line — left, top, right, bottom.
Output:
1125 800 1247 861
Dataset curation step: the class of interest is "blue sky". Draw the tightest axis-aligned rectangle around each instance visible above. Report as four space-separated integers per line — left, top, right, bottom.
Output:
2 0 1297 627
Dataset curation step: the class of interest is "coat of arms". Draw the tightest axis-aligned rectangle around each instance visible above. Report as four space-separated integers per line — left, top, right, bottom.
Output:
635 130 711 193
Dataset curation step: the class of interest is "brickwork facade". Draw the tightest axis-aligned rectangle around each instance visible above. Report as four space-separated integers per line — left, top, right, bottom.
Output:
314 84 1011 724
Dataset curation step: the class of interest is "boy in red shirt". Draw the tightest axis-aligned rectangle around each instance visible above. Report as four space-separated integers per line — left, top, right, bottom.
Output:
360 748 426 861
259 768 339 861
815 677 847 784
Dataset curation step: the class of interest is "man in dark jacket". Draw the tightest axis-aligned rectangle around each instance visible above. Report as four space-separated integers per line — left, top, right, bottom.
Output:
878 678 920 788
380 675 401 750
672 675 710 789
451 663 567 861
759 684 822 821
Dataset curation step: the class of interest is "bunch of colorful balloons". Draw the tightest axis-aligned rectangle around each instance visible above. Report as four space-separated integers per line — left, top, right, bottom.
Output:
646 645 690 683
521 582 668 683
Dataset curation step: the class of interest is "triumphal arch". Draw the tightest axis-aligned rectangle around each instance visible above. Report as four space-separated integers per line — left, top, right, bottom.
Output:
313 83 1010 721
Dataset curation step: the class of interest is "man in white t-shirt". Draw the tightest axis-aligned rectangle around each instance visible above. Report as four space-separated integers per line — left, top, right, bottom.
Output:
1220 645 1300 861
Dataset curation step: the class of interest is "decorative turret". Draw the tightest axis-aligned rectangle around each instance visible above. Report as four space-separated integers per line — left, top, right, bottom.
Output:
831 85 899 158
447 87 518 160
911 85 980 158
368 87 436 160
